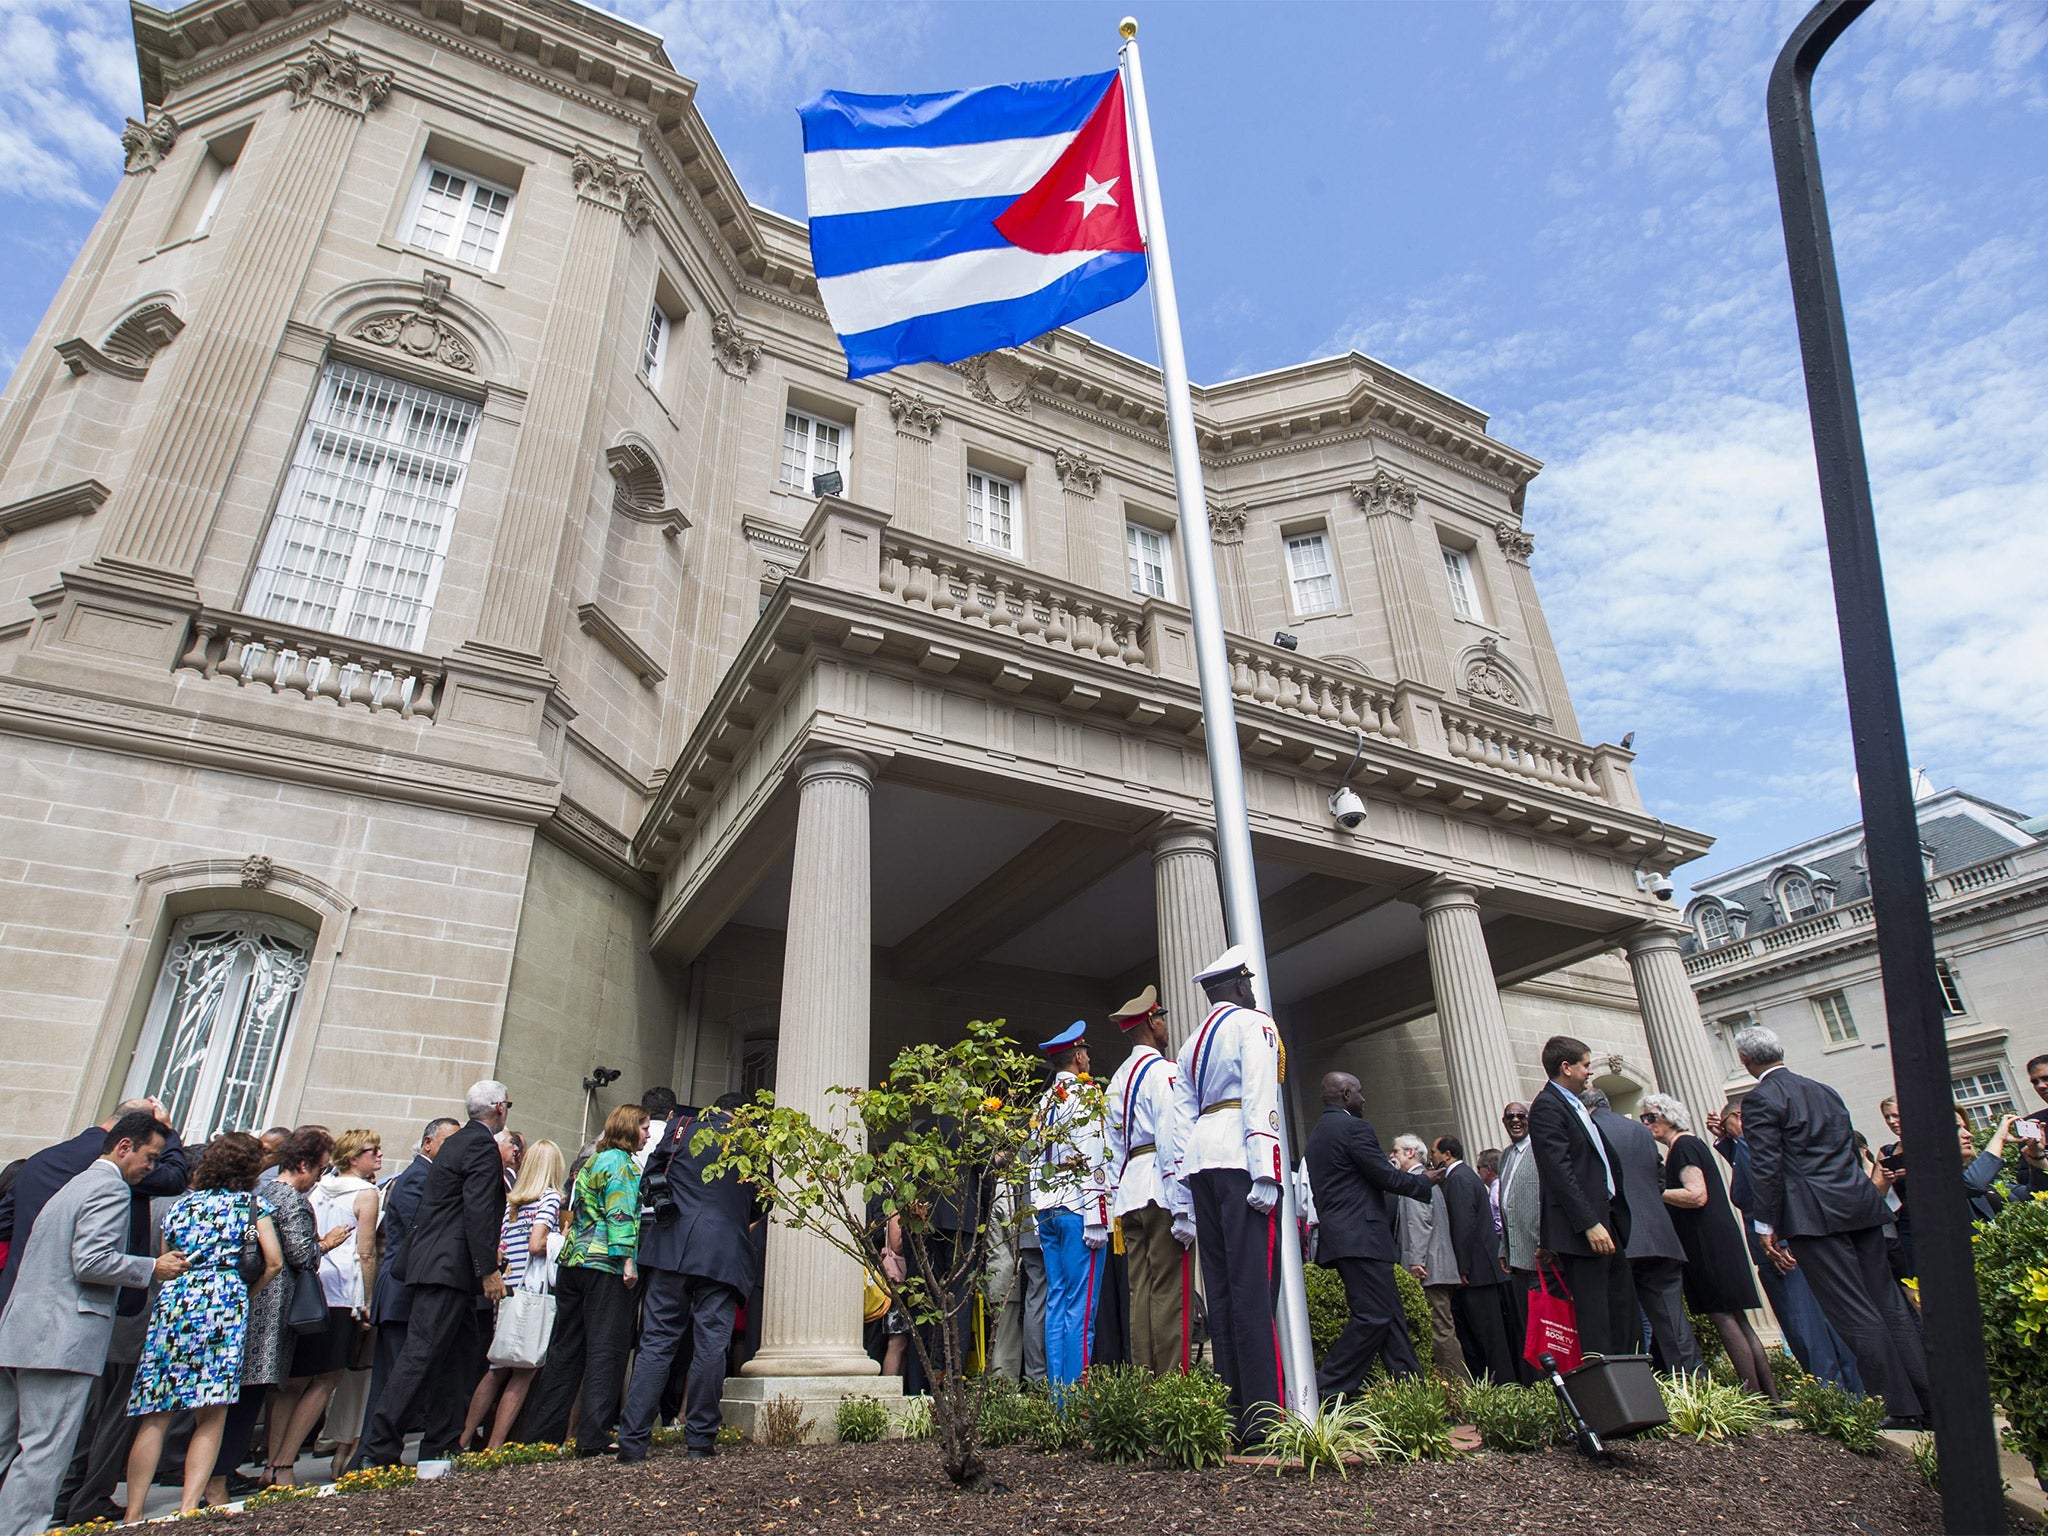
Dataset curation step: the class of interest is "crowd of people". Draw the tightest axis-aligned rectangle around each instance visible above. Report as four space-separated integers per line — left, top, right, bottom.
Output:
3 970 2041 1531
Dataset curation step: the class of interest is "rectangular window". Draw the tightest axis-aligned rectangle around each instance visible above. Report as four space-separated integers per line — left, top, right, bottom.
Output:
405 161 514 271
246 363 480 650
1286 531 1337 614
1937 959 1966 1016
967 469 1018 554
1953 1066 2018 1132
780 409 846 491
163 128 248 246
1813 990 1858 1046
1126 522 1170 599
1442 544 1482 620
640 306 669 388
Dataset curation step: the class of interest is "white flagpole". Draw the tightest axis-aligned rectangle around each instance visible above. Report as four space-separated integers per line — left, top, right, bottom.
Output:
1118 15 1316 1419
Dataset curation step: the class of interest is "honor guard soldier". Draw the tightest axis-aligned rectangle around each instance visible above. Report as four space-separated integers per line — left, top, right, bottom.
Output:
1031 1020 1109 1393
1176 945 1285 1438
1104 987 1195 1375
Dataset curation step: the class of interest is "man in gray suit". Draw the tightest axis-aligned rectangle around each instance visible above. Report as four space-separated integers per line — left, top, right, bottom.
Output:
1583 1087 1701 1372
1392 1135 1468 1384
1495 1102 1540 1384
0 1110 187 1536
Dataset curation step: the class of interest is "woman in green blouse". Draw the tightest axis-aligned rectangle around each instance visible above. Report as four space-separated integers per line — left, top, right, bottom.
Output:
523 1103 648 1454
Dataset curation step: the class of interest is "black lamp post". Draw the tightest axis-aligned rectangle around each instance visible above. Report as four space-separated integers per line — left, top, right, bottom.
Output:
1767 3 2003 1529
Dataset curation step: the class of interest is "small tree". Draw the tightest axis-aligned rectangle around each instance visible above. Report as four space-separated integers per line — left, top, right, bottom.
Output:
698 1018 1102 1490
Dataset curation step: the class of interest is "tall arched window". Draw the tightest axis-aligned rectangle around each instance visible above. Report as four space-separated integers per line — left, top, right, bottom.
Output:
123 913 313 1140
1778 874 1815 919
1697 903 1730 945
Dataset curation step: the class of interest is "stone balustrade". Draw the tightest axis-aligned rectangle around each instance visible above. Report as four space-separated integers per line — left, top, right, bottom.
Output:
1224 638 1405 742
879 530 1148 670
174 609 442 721
1441 702 1604 797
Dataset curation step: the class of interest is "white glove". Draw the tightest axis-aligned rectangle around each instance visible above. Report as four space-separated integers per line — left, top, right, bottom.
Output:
1247 1177 1281 1214
1083 1222 1110 1250
1171 1213 1198 1247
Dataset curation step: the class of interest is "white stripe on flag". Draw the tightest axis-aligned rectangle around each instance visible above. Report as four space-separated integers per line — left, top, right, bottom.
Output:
816 245 1107 336
803 131 1077 219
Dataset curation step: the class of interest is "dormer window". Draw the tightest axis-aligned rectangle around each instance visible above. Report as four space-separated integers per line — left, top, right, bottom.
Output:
1697 904 1729 946
1779 873 1815 920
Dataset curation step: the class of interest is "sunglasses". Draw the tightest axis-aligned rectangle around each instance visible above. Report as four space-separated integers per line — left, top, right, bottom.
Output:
1639 1113 1658 1123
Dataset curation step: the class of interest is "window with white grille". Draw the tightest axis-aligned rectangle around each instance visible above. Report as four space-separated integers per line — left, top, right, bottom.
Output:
1697 904 1730 946
1813 990 1858 1046
122 913 313 1143
1780 874 1815 919
780 409 846 491
1937 959 1967 1016
1954 1066 2018 1132
246 364 480 650
640 306 669 388
1286 531 1337 614
967 469 1018 554
404 160 514 271
1127 522 1170 598
1441 544 1482 620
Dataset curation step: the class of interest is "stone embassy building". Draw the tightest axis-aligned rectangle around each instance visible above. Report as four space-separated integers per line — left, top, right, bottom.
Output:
0 0 1725 1389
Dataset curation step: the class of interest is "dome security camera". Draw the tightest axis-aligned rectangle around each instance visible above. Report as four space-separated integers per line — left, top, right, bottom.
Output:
1329 786 1367 831
1647 872 1675 902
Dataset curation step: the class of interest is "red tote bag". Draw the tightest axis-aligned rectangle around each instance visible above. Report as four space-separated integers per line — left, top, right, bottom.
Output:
1524 1261 1582 1373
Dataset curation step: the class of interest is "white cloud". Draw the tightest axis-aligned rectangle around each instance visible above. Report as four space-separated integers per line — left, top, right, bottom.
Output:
622 0 927 105
0 1 133 205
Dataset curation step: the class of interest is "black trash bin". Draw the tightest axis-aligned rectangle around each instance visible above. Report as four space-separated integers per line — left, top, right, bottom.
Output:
1562 1355 1668 1438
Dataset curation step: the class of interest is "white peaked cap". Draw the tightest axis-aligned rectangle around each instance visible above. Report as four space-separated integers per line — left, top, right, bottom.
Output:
1192 942 1256 984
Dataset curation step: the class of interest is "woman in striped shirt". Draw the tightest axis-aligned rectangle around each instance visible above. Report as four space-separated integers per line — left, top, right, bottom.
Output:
460 1138 566 1451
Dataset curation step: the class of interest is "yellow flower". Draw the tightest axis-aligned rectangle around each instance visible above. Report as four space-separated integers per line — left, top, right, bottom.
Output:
1077 1072 1094 1085
982 1096 1003 1113
1053 1082 1069 1102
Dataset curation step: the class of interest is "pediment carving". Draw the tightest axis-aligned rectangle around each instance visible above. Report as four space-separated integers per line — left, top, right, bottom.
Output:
1459 638 1530 711
121 112 178 173
348 310 476 372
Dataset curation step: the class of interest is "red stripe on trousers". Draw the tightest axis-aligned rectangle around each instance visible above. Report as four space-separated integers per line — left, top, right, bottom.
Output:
1265 1208 1283 1401
1180 1245 1192 1373
1082 1244 1101 1375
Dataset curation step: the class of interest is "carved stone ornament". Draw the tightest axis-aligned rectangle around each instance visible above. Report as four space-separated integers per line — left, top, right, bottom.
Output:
1350 467 1419 519
1494 520 1536 563
710 313 762 379
1462 638 1528 709
420 270 451 311
240 855 274 890
121 112 179 173
1054 447 1103 498
286 38 394 115
957 351 1033 413
888 389 943 441
349 310 476 372
571 148 655 235
57 300 185 381
1207 504 1247 545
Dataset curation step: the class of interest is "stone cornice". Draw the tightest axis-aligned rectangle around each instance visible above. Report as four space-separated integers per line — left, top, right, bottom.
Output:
0 480 111 542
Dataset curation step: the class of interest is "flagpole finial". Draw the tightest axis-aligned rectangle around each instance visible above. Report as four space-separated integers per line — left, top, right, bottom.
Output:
1119 16 1138 39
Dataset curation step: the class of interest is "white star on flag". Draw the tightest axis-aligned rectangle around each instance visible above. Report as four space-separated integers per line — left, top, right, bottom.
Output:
1067 172 1120 217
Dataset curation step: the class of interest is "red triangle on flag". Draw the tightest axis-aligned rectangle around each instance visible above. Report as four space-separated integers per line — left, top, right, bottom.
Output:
993 75 1145 256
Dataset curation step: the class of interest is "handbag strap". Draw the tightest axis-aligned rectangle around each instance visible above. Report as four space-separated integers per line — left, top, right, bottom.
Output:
1535 1256 1573 1300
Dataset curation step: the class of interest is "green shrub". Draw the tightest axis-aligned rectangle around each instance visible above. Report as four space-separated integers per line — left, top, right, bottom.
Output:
1910 1433 1939 1490
1249 1397 1384 1482
1392 1264 1433 1353
1784 1376 1885 1454
1147 1368 1232 1470
1975 1188 2048 1474
899 1393 935 1441
1077 1365 1154 1463
835 1393 889 1444
978 1374 1036 1448
1764 1343 1807 1386
1362 1373 1458 1462
1463 1380 1564 1453
1657 1372 1772 1442
1023 1387 1085 1453
1306 1264 1348 1360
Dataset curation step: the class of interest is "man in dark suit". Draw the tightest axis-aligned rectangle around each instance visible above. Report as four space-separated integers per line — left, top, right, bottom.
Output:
615 1094 765 1460
1527 1036 1636 1357
347 1116 459 1471
1431 1135 1518 1383
1305 1073 1436 1399
1737 1026 1931 1426
359 1084 510 1466
1583 1088 1700 1373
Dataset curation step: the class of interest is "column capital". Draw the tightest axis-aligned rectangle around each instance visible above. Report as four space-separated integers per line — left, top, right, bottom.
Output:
792 747 876 793
1624 921 1689 959
1148 821 1217 860
1349 467 1419 519
286 38 394 115
1417 875 1483 916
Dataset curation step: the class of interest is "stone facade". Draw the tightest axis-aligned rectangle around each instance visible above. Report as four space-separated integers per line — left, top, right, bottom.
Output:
0 0 1728 1389
1684 789 2048 1141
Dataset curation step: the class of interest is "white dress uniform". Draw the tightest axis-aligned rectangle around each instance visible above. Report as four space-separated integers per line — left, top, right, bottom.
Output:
1106 1027 1194 1374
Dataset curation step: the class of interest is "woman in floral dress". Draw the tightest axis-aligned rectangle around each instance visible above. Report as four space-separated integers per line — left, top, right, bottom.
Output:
125 1132 282 1520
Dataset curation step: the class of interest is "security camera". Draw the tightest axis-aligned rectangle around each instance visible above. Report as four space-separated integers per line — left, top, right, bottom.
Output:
1329 786 1367 830
1637 871 1675 902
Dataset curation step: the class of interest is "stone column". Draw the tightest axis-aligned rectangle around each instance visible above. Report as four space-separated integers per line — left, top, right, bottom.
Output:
1351 469 1449 689
1207 506 1250 635
95 42 393 586
1626 925 1729 1130
743 749 881 1381
1419 879 1525 1156
1151 825 1228 1057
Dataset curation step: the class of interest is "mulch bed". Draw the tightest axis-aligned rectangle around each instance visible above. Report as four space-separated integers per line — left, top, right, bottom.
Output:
211 1431 1977 1536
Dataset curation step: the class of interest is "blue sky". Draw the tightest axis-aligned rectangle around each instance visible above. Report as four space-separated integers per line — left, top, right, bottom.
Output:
3 0 2043 891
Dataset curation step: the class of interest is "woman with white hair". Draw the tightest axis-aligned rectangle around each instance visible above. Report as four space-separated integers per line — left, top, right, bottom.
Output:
1642 1092 1775 1399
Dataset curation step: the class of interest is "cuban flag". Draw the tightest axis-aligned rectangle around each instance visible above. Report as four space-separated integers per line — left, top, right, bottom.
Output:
800 71 1148 380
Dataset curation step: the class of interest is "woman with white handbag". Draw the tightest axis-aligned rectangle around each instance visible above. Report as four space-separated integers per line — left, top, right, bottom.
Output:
461 1138 566 1451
